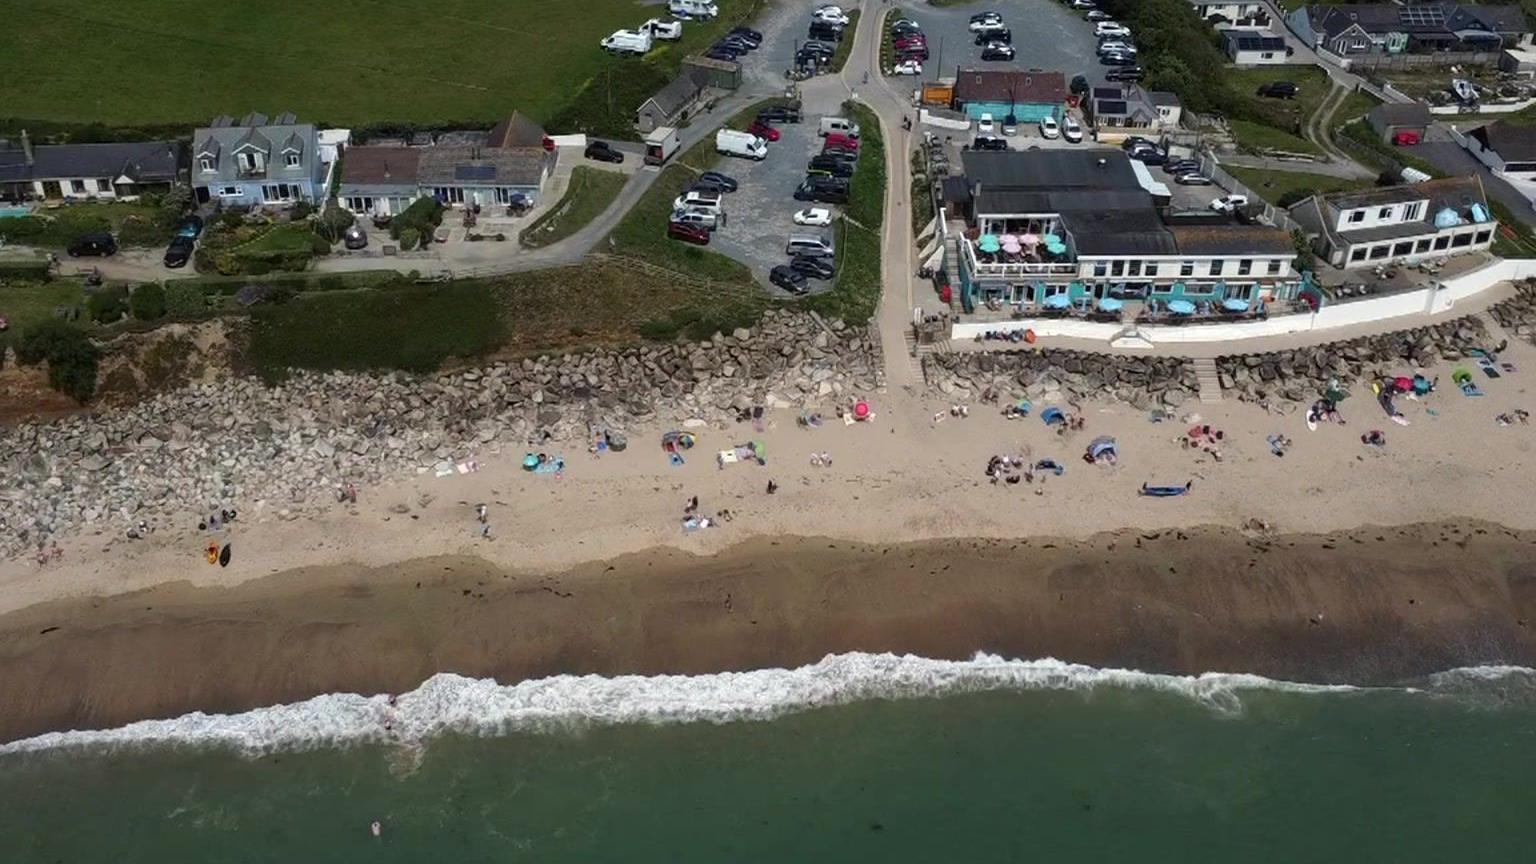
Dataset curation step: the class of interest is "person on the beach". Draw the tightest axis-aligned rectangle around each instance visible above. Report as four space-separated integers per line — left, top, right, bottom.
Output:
767 480 778 495
476 504 488 524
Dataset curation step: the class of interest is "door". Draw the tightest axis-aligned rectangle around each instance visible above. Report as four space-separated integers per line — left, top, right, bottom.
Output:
195 186 211 204
41 181 62 199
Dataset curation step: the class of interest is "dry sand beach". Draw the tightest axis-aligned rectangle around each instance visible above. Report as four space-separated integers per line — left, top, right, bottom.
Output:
2 332 1536 740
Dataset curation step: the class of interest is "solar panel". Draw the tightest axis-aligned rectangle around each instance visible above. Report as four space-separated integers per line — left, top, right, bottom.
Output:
1399 6 1445 26
454 164 497 181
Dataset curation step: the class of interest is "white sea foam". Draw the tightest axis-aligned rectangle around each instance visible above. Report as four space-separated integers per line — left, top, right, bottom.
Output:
0 653 1524 757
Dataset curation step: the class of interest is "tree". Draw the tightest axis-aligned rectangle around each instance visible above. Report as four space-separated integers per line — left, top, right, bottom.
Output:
16 320 100 403
130 282 167 321
1291 228 1316 276
86 286 128 323
314 202 356 243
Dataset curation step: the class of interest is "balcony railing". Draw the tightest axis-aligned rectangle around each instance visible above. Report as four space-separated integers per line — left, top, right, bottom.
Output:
236 165 267 179
969 260 1079 278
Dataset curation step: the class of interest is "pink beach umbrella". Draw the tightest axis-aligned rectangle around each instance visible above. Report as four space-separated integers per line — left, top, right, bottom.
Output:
1020 233 1040 246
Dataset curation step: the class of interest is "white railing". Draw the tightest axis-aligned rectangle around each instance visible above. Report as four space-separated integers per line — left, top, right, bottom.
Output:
960 235 1077 279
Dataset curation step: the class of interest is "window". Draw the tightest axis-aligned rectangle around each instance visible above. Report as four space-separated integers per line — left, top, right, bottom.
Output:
1127 261 1141 277
1378 206 1393 220
1348 210 1365 224
1433 235 1451 250
346 196 374 212
1144 263 1158 277
1180 261 1193 277
433 186 465 204
1403 202 1423 221
1209 259 1224 276
262 184 295 201
1111 260 1124 277
200 157 215 172
1414 239 1431 253
285 153 300 168
1093 261 1108 277
1237 260 1252 276
1368 245 1389 260
1392 241 1412 257
1451 232 1473 247
96 179 112 193
1474 230 1492 244
1267 260 1282 275
70 180 86 194
1349 247 1367 263
220 186 241 197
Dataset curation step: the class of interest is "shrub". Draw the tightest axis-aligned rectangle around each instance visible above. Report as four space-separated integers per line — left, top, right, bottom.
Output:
218 209 246 231
117 214 165 246
129 282 167 321
154 186 193 231
316 202 356 242
16 320 100 403
398 227 421 251
86 286 128 323
290 201 317 220
164 282 206 317
0 259 53 282
310 232 333 254
391 197 443 247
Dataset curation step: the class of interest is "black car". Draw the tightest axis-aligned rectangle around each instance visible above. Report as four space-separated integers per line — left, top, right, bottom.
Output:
67 231 116 257
971 135 1009 152
1257 81 1299 99
706 46 739 61
790 255 835 280
794 177 850 203
974 28 1011 45
757 105 803 124
808 23 843 41
695 171 739 193
808 155 855 177
1100 52 1136 66
584 140 624 163
1120 135 1156 151
980 44 1015 61
1128 146 1167 165
891 23 923 37
719 35 755 52
770 265 809 295
1163 159 1200 175
816 147 858 166
1105 66 1145 82
162 235 194 268
730 26 762 42
803 40 837 56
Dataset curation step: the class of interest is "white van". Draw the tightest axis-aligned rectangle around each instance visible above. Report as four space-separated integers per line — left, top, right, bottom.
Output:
716 129 768 160
671 208 719 230
669 0 718 19
786 233 835 258
644 18 683 40
601 29 653 55
673 189 723 213
818 117 861 138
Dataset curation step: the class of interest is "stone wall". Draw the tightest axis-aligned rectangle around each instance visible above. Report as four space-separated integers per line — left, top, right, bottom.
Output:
1490 281 1536 346
1215 316 1487 404
925 350 1197 410
0 311 879 559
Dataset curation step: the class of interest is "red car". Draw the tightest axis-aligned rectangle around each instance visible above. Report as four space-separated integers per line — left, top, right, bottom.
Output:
747 120 781 142
894 35 927 48
824 132 859 152
1393 130 1422 146
668 221 710 245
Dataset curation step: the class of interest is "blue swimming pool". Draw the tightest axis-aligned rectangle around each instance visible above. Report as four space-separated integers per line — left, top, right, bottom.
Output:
0 206 31 219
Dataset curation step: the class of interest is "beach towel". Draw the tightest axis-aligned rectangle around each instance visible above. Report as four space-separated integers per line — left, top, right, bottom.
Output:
1140 482 1191 497
533 457 565 474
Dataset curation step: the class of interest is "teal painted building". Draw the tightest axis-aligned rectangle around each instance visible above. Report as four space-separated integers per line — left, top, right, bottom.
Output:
952 68 1066 124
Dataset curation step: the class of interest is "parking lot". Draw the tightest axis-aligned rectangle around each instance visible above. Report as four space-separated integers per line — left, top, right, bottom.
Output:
897 0 1112 93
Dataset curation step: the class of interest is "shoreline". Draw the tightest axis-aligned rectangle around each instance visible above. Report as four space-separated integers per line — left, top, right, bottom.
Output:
2 524 1533 745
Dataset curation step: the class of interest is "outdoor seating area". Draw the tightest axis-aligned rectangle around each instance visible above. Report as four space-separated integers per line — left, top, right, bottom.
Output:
1135 292 1269 326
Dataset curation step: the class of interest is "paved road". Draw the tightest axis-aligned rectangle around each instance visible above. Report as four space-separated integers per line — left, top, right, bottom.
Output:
1418 124 1536 230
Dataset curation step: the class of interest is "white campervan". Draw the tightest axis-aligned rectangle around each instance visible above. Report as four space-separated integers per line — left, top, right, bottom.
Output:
600 29 653 55
669 0 719 19
716 129 767 160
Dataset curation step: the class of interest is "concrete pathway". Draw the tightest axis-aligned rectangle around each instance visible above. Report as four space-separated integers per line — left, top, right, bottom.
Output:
1218 153 1373 180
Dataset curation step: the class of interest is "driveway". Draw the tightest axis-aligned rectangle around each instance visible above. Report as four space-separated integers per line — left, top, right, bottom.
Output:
897 0 1111 92
1417 125 1536 230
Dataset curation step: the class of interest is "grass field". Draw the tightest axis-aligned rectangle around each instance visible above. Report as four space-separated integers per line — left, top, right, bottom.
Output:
0 280 87 353
808 102 885 324
1225 66 1331 155
0 0 757 131
1225 166 1368 206
1229 119 1321 156
0 202 169 248
520 167 627 249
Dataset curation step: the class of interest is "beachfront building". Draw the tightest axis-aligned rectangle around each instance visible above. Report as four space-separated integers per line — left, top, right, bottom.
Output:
945 149 1298 314
1287 177 1497 268
1085 86 1183 144
951 69 1067 124
191 112 330 207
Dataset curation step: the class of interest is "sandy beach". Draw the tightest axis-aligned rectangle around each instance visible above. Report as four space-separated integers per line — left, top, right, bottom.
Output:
2 336 1536 741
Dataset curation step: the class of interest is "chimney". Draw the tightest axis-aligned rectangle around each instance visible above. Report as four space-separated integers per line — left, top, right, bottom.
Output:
20 129 33 165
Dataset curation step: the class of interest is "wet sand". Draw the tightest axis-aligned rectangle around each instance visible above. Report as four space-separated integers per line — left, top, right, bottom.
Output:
2 522 1534 744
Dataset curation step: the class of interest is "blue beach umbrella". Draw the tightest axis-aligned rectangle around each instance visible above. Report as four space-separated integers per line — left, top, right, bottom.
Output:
1167 299 1196 315
977 234 1001 253
1043 293 1072 309
1222 297 1250 312
1097 296 1124 312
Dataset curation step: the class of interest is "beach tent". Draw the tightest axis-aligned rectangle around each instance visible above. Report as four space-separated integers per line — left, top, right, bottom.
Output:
1041 406 1066 426
1087 436 1117 461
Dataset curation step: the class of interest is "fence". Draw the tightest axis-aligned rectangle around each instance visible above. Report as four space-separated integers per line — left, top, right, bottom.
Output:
1336 50 1501 73
1201 155 1303 233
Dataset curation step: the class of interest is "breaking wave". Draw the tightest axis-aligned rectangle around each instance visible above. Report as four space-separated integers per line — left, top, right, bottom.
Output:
2 653 1529 756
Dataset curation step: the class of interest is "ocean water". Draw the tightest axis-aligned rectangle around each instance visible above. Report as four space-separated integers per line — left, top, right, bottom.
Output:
2 654 1535 863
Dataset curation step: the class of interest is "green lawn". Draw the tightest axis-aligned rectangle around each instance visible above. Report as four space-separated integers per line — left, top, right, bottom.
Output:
1229 119 1322 156
829 10 860 73
1225 65 1331 155
240 222 316 253
0 280 87 352
1331 89 1381 131
520 167 628 249
808 102 885 324
1225 166 1368 206
0 0 760 132
0 202 170 248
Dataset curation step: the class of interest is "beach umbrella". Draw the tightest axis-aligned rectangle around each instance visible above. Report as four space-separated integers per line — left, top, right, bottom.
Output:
1221 297 1250 312
1020 233 1040 246
1167 299 1196 315
854 399 871 420
977 234 1001 253
1043 293 1072 309
1001 239 1022 254
999 233 1019 245
1097 296 1124 312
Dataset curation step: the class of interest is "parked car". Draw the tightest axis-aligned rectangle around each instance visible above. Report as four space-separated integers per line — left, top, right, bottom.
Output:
1002 114 1018 136
696 171 739 192
1100 52 1136 67
1095 21 1131 37
770 264 809 294
705 46 739 61
1062 115 1083 143
976 113 996 136
891 22 923 37
894 35 927 50
1257 81 1299 99
813 6 850 26
174 214 204 238
968 12 1004 32
808 23 844 42
892 59 924 75
1128 146 1167 165
1121 135 1156 152
757 104 803 124
1164 158 1201 175
1098 40 1136 56
1175 173 1213 186
791 255 836 280
343 225 368 250
1071 0 1096 8
794 176 850 203
668 221 710 245
794 207 833 226
585 140 625 163
824 132 860 152
1210 193 1250 213
1086 9 1112 20
808 155 855 177
1039 116 1060 139
670 208 719 230
67 232 116 257
674 189 723 212
974 27 1010 45
747 120 782 142
895 46 930 62
981 43 1015 61
971 135 1009 151
816 147 859 166
162 235 194 268
1105 65 1145 82
730 26 763 43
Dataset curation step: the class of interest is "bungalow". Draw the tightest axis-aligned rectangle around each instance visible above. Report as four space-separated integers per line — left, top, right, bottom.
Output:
951 68 1067 123
636 70 707 133
1463 120 1536 183
191 112 328 207
1287 4 1530 57
1223 32 1292 65
0 132 182 201
338 112 555 214
1191 0 1270 28
1287 177 1497 268
1086 86 1182 142
1367 102 1431 145
951 149 1298 312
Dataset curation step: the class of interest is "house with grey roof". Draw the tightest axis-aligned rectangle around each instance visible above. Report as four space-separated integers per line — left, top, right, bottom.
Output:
1287 4 1530 56
1463 120 1536 185
1287 177 1497 267
191 112 329 207
1085 85 1182 142
636 70 707 133
0 131 182 201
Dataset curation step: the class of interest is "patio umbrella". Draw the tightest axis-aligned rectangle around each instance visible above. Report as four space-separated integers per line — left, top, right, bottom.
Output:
1043 293 1072 309
999 234 1019 245
1001 239 1022 254
977 234 1001 253
1020 233 1040 247
1221 297 1250 312
1097 296 1124 312
1042 233 1061 246
1167 299 1196 315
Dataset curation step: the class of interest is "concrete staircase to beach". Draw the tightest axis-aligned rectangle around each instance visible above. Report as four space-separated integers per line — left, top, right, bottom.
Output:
1192 357 1224 405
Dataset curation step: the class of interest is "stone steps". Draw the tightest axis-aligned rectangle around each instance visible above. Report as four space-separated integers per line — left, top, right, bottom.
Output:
1192 357 1223 405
